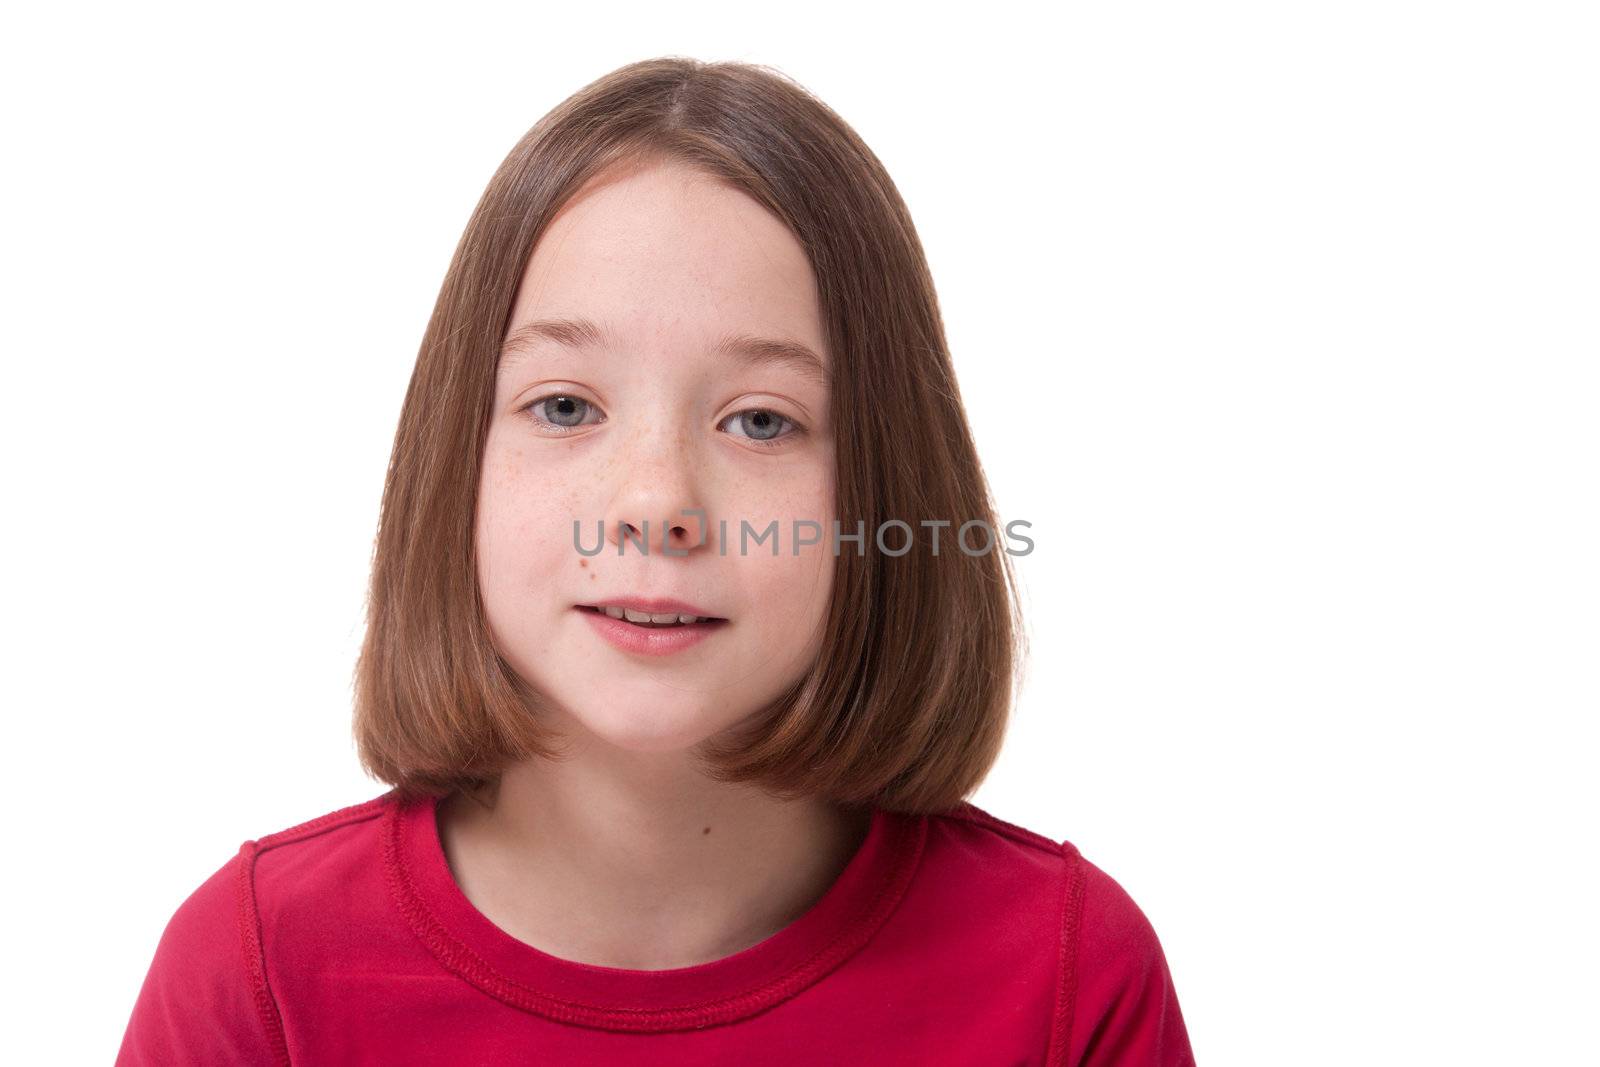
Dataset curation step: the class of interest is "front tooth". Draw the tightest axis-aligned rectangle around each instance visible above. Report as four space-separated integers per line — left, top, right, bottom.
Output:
648 612 680 624
623 608 655 623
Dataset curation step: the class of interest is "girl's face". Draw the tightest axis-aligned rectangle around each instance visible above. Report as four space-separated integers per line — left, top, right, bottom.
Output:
476 159 836 755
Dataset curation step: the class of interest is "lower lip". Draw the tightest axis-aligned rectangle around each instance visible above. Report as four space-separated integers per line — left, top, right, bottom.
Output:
575 606 729 656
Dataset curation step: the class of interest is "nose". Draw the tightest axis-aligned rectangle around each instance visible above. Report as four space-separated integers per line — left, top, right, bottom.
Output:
609 509 705 556
600 419 709 557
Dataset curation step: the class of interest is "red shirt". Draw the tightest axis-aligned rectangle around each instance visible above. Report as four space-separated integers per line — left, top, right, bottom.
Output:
118 789 1195 1065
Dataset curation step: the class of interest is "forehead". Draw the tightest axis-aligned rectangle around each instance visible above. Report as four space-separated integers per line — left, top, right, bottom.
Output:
507 161 828 365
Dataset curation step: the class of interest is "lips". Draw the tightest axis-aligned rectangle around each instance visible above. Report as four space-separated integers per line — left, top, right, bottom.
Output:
579 608 708 629
575 603 729 656
575 596 728 622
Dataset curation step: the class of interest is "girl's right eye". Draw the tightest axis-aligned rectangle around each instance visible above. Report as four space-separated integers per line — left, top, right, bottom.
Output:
520 394 606 435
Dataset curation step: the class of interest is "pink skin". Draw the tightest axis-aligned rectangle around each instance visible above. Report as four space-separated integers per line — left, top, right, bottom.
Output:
475 157 837 756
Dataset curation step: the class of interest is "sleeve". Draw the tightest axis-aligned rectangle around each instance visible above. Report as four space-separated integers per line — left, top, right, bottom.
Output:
116 848 288 1066
1055 849 1197 1066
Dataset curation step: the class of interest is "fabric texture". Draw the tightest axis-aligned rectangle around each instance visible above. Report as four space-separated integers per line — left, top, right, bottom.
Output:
117 789 1195 1065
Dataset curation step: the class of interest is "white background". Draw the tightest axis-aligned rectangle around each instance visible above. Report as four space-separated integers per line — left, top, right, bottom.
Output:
5 2 1596 1063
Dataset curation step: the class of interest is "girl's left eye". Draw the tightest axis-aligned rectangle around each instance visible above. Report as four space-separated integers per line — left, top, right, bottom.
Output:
719 408 805 449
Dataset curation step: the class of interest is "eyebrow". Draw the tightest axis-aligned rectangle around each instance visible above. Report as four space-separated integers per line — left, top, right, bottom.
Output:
499 316 830 387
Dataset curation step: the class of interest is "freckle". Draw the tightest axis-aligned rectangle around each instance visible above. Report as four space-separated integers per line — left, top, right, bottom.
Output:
702 826 711 835
579 559 587 569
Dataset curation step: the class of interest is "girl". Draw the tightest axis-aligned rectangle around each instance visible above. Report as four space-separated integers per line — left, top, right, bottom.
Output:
119 57 1195 1066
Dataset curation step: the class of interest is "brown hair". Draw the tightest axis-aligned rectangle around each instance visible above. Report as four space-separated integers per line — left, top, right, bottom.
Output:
352 56 1028 815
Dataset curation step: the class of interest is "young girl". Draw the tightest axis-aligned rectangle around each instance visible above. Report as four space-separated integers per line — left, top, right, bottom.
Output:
119 57 1195 1066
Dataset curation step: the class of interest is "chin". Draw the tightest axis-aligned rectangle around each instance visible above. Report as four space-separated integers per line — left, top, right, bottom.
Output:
568 704 727 755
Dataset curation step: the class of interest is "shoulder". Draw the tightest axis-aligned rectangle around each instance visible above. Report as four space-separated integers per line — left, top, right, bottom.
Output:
119 792 397 1066
160 789 399 951
913 800 1069 940
241 790 400 941
244 789 397 886
124 847 256 1008
935 799 1063 852
1050 839 1196 1066
930 801 1176 976
1067 851 1174 986
120 848 280 1065
119 791 400 1065
915 799 1066 906
924 802 1195 1066
925 799 1066 886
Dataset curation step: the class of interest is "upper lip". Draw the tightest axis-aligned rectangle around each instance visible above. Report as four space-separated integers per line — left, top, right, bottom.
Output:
577 596 727 619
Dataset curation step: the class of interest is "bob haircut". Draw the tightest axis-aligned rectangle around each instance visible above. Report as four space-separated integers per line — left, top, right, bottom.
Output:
353 56 1028 816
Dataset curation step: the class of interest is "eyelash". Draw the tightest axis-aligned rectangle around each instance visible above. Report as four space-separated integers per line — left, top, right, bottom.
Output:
516 394 807 450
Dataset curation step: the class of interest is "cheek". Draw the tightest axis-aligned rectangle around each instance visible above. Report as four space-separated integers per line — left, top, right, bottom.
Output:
475 440 579 596
732 475 837 628
730 541 835 684
757 462 835 569
734 451 835 525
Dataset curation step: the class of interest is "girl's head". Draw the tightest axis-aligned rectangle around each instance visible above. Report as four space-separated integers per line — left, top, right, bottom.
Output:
354 57 1026 814
477 157 840 770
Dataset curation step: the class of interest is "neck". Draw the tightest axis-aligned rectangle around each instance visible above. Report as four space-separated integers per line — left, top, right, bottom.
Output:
439 736 872 970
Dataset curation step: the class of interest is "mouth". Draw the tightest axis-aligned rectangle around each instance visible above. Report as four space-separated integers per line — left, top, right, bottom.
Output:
574 604 730 629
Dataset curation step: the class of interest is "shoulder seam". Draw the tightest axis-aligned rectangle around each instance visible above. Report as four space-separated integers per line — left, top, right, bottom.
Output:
235 841 292 1067
253 790 396 855
941 800 1062 857
1045 840 1087 1067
